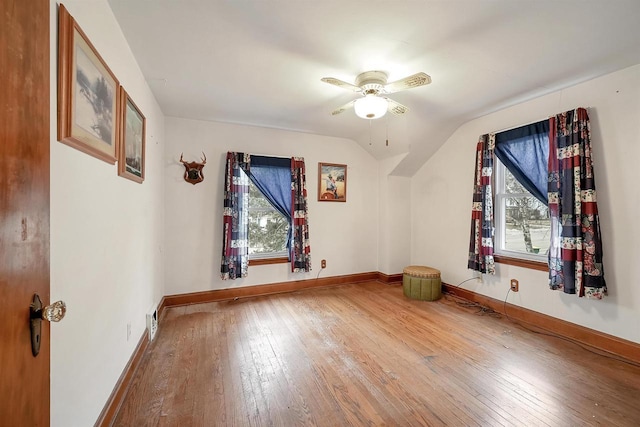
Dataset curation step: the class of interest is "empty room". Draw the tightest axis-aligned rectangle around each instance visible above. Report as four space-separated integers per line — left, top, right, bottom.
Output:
2 0 639 426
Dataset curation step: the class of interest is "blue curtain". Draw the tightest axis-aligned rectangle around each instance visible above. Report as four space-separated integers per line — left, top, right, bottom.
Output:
495 119 549 204
247 155 292 254
249 156 291 219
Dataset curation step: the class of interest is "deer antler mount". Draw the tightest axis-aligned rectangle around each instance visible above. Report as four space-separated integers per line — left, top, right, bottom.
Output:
179 152 206 185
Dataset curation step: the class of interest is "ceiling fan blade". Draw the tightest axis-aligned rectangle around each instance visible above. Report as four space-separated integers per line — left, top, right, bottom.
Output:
321 77 361 92
330 100 356 116
384 72 432 93
385 98 410 115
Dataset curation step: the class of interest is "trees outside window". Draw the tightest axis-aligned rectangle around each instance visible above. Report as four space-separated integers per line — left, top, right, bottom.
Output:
247 180 289 258
495 159 550 260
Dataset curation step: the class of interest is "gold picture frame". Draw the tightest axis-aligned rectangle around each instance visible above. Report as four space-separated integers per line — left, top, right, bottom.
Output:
318 163 347 202
57 4 120 164
118 87 146 183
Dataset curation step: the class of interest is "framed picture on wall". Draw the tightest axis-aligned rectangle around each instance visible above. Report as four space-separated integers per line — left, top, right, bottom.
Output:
118 87 146 183
57 4 120 164
318 163 347 202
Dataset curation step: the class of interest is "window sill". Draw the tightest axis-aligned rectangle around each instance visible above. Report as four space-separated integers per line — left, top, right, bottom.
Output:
494 254 548 272
248 257 289 266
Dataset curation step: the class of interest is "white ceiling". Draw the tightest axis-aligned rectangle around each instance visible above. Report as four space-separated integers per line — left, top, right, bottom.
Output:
108 0 640 174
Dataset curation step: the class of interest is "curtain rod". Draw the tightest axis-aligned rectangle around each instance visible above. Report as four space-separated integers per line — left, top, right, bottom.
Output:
490 106 588 135
248 153 291 159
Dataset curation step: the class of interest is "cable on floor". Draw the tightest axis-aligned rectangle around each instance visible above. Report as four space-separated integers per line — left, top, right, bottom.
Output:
445 278 502 318
453 277 477 288
502 287 640 368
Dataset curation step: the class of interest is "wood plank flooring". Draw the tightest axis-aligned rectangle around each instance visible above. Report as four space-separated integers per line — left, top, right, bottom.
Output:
114 281 640 426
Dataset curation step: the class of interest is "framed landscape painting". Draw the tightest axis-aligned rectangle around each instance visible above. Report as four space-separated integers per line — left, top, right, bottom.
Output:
118 88 146 183
318 163 347 202
57 5 120 164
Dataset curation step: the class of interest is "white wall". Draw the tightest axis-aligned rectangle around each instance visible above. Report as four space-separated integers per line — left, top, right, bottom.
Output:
378 154 411 274
411 64 640 344
49 1 165 426
164 118 379 295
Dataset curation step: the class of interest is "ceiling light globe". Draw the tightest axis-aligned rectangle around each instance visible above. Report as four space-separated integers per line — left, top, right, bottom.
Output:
354 95 388 120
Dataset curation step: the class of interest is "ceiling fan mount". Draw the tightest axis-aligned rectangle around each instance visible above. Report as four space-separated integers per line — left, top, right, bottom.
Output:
355 71 387 94
321 70 431 119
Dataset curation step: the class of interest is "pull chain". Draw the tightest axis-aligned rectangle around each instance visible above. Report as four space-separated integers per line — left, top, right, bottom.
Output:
385 115 389 147
369 119 372 145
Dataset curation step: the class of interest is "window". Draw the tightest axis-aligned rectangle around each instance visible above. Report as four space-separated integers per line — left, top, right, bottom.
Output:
493 119 550 267
238 155 293 265
247 180 289 259
494 159 550 262
221 152 311 279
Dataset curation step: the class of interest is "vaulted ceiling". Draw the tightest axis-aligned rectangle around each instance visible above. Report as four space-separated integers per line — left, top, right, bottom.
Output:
109 0 640 175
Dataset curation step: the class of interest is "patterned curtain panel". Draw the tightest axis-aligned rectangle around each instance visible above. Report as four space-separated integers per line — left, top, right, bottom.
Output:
221 152 251 280
548 108 606 298
468 134 496 274
290 157 311 272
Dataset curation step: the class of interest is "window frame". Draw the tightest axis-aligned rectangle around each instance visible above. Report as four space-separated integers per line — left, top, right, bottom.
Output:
494 157 548 271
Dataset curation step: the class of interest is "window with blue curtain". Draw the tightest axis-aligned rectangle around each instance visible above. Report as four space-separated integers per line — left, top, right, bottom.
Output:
470 109 606 299
221 152 311 279
247 155 292 259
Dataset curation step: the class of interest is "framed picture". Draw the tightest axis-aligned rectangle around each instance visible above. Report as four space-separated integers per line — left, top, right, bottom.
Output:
318 163 347 202
118 87 146 183
57 5 120 164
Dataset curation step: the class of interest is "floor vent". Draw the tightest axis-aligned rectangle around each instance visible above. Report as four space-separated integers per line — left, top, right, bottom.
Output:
146 308 158 341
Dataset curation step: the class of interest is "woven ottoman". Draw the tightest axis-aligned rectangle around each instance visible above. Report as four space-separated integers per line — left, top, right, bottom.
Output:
403 266 442 301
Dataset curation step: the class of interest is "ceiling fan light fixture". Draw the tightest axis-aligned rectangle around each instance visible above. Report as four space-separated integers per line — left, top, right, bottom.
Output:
354 95 387 120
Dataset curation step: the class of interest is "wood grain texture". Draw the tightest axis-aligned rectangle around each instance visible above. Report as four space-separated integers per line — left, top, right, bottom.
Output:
161 272 379 308
377 272 403 284
115 282 640 426
494 255 548 271
0 0 50 425
248 257 289 266
442 282 640 365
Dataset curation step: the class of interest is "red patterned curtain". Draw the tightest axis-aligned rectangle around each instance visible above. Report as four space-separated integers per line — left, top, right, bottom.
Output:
221 152 251 280
468 134 495 274
290 157 311 272
548 108 606 298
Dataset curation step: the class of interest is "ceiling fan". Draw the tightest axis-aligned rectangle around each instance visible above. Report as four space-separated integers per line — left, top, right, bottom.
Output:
321 71 431 119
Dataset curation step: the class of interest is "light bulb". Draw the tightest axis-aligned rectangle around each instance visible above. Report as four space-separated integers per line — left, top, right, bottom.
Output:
354 95 388 119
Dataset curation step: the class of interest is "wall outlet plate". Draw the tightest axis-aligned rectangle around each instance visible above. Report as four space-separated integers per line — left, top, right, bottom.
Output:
510 279 519 292
321 259 326 268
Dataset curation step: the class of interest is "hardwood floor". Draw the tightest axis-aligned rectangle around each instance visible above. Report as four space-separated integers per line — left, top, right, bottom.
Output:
114 281 640 426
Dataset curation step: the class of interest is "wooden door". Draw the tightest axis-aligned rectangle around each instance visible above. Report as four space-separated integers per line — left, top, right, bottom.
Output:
0 0 51 425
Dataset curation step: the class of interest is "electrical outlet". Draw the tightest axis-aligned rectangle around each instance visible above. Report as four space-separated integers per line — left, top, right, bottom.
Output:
321 259 326 269
476 272 483 283
127 322 132 341
510 279 519 292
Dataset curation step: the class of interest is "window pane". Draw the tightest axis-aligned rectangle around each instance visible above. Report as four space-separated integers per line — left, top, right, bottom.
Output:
504 196 550 255
248 181 289 255
505 167 527 194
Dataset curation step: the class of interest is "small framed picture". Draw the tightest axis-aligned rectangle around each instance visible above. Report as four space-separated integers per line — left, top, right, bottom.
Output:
57 5 120 163
118 87 146 183
318 163 347 202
